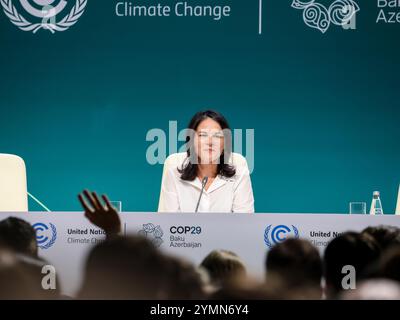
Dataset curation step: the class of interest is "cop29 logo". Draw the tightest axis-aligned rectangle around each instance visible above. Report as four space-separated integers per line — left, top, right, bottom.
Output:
264 224 299 249
292 0 359 33
138 223 164 247
1 0 87 33
33 222 57 249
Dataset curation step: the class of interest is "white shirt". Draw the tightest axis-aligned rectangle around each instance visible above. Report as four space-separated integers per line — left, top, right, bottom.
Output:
158 163 255 213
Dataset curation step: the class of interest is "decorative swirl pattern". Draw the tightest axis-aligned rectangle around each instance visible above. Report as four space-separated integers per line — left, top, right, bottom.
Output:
139 223 164 247
303 3 330 33
329 0 359 26
293 0 359 33
291 0 315 10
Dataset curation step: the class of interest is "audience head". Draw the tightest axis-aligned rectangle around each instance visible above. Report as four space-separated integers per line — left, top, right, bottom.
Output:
164 255 205 299
0 247 54 299
79 235 204 299
340 279 400 300
79 235 169 299
323 231 380 299
362 225 400 252
265 238 323 299
200 250 246 289
210 279 273 300
16 254 61 299
376 246 400 283
0 217 38 258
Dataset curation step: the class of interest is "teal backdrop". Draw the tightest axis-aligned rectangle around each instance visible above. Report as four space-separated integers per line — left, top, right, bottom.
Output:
0 0 399 213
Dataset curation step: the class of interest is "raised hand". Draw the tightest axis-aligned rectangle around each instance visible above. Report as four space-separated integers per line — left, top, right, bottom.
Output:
78 190 122 236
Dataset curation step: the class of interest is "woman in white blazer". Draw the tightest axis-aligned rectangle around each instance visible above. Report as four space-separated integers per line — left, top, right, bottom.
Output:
158 110 254 213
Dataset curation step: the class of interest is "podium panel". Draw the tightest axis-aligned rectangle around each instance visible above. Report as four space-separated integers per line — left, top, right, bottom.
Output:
0 212 399 296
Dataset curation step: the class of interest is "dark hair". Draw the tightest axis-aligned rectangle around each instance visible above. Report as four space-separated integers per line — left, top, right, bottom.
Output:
200 250 246 288
179 110 236 181
78 235 204 299
16 254 61 299
210 283 273 300
323 232 381 299
377 246 400 283
362 225 400 252
265 238 322 293
0 217 38 258
0 249 43 299
164 255 205 299
79 235 169 299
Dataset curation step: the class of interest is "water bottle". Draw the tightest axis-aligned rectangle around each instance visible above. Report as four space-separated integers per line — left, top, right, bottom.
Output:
370 191 384 215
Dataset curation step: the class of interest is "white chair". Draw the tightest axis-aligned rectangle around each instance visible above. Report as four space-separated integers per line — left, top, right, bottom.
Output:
396 184 400 215
158 152 249 211
0 154 28 212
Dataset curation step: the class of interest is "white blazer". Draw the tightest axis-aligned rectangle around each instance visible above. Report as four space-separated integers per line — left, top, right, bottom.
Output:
158 153 254 213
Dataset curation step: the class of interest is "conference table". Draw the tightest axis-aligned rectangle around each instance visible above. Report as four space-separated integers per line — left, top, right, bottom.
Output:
0 212 399 297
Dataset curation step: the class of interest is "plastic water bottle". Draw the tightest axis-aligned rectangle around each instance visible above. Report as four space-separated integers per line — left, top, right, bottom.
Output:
370 191 384 215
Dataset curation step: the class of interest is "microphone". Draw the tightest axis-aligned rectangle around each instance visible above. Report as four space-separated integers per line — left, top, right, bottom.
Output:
195 177 208 213
27 192 51 212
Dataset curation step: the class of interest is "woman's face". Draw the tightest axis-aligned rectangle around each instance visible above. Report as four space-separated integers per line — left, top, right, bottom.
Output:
194 118 225 164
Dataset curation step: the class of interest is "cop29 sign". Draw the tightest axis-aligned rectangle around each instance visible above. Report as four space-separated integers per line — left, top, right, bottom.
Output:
1 0 87 33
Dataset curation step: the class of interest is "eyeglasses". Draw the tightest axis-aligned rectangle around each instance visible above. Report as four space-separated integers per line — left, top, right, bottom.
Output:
197 131 225 140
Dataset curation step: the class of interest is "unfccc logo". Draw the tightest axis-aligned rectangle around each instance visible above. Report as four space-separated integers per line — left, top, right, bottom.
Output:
264 225 299 249
33 222 57 249
1 0 87 33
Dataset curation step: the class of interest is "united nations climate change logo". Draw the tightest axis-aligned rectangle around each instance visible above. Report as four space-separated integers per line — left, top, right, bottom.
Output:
264 224 299 249
32 222 57 249
1 0 87 33
138 223 164 247
292 0 359 33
